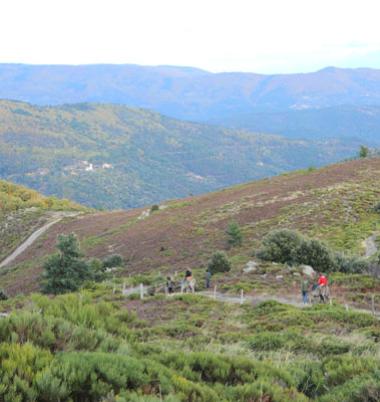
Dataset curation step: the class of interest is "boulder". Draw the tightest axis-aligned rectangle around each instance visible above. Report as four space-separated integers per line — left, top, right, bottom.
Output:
243 260 258 273
301 265 315 277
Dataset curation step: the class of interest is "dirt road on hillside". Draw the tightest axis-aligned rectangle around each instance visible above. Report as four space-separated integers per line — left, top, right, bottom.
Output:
0 212 80 269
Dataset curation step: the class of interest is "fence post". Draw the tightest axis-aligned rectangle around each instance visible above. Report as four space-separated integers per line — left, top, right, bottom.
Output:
140 283 144 300
372 294 375 316
240 289 244 305
122 281 126 295
213 285 217 299
345 304 349 312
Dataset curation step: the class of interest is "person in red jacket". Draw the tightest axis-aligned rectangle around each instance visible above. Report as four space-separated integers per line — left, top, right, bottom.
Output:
318 273 328 287
317 273 328 302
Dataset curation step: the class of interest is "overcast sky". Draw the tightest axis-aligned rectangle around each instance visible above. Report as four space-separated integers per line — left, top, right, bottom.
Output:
1 0 380 74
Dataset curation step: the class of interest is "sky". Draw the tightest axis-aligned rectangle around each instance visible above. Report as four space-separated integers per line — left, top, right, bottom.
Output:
1 0 380 74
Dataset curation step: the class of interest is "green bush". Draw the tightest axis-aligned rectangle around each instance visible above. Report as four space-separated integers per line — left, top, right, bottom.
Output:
293 238 337 272
256 229 304 264
334 253 369 274
102 254 124 268
257 229 368 274
207 251 232 275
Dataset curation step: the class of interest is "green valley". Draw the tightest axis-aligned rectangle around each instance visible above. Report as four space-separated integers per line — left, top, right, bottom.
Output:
0 100 359 209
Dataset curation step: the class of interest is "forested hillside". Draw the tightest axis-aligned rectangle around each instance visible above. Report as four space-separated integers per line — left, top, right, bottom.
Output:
0 100 359 209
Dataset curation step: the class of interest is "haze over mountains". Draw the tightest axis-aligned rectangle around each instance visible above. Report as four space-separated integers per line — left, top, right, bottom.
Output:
1 64 380 143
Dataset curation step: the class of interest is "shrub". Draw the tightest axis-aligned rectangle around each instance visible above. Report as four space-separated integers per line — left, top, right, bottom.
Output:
102 254 124 268
151 204 159 212
0 289 8 300
293 238 337 272
41 234 93 294
372 201 380 213
88 258 108 282
226 222 243 247
256 229 303 264
207 251 232 275
334 254 369 274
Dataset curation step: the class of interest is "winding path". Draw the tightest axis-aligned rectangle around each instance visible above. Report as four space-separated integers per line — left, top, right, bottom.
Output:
0 212 80 269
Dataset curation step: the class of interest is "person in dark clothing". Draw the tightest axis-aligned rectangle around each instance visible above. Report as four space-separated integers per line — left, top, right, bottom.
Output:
166 276 174 294
205 269 211 289
301 275 310 304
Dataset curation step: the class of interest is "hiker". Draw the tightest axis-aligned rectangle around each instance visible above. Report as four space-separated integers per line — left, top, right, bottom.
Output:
181 269 195 293
166 276 174 294
301 275 310 304
317 273 328 302
205 269 211 289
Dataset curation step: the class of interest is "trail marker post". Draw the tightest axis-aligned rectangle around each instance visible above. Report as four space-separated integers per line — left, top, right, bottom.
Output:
372 294 375 316
140 283 144 300
240 289 244 305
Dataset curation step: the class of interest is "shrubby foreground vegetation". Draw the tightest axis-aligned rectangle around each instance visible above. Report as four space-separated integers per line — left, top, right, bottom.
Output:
0 285 379 401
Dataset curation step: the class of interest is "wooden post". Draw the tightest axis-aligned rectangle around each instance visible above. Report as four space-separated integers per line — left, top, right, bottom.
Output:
213 285 217 299
240 289 244 305
122 282 126 295
345 304 349 312
140 283 144 300
372 294 375 316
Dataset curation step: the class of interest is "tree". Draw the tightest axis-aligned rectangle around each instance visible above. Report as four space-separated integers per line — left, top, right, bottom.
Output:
208 251 232 275
256 229 303 264
359 145 369 159
226 222 243 247
41 233 93 294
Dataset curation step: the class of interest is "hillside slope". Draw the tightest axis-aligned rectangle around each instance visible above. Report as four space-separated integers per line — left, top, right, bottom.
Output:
3 157 380 297
0 179 86 262
0 100 359 209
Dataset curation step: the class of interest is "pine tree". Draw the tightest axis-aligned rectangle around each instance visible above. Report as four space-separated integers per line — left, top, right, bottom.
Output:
359 145 369 158
226 221 243 247
42 233 92 294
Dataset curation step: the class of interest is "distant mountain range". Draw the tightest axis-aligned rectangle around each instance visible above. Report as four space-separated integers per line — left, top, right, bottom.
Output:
0 100 360 209
1 64 380 143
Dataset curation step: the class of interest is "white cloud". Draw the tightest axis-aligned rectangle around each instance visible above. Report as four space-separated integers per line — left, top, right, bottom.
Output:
0 0 380 73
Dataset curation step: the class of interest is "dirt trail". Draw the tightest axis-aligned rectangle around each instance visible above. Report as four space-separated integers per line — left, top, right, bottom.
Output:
0 212 80 269
123 285 380 318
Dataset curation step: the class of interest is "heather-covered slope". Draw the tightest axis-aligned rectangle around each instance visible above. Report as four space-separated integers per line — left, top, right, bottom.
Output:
4 157 380 299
